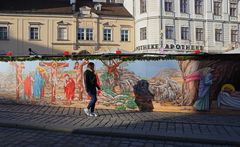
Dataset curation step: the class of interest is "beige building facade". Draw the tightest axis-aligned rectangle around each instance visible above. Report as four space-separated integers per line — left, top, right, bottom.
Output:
0 14 77 55
0 0 134 56
77 14 134 53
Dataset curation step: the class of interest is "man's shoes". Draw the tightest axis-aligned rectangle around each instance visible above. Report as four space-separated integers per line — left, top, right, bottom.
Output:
84 108 90 116
90 112 98 117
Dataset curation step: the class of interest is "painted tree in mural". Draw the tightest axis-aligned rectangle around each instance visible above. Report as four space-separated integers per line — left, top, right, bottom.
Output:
177 60 240 106
176 60 200 106
39 61 69 104
101 60 124 93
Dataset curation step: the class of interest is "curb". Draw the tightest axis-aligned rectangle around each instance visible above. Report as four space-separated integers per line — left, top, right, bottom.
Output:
0 120 239 146
73 128 240 146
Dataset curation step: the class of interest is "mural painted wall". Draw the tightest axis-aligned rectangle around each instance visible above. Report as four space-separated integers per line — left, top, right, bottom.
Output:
0 59 240 112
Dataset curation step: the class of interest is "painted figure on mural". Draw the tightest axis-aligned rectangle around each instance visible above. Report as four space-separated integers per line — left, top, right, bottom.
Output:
9 62 25 101
38 66 47 101
193 67 213 111
217 84 240 109
133 80 154 112
64 74 75 105
74 59 89 101
32 68 44 101
24 73 33 101
39 61 69 104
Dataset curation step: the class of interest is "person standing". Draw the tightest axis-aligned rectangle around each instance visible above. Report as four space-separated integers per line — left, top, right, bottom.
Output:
193 67 213 111
84 62 100 117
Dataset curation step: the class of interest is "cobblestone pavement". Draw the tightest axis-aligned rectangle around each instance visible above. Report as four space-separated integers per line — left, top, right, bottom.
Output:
0 99 239 146
0 127 233 147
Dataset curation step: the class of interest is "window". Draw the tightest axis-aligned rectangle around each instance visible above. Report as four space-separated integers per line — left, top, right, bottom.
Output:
140 27 147 40
195 0 203 14
140 0 147 13
180 0 188 13
231 30 238 42
214 1 222 15
78 28 85 40
165 26 174 39
103 28 112 41
215 29 222 41
29 26 39 40
121 28 129 42
78 28 93 40
0 26 8 40
181 27 189 40
196 28 204 41
165 1 173 12
230 2 237 17
86 28 93 41
58 26 68 40
106 0 115 3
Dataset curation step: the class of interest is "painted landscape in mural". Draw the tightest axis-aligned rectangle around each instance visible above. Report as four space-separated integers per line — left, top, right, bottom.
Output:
0 59 239 112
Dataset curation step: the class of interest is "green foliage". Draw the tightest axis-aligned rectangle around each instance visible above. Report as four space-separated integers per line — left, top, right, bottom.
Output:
116 99 125 103
100 72 108 81
126 99 138 109
122 90 130 96
1 53 239 62
100 72 113 85
102 86 117 97
116 106 126 110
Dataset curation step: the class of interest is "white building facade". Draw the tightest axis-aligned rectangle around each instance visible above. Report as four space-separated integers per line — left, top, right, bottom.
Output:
124 0 240 53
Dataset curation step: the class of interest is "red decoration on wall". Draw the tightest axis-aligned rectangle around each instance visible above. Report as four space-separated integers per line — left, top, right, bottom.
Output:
64 51 70 56
194 50 201 54
116 49 121 54
6 51 13 57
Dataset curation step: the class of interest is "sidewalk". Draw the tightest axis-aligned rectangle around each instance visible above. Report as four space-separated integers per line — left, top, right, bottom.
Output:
0 98 239 146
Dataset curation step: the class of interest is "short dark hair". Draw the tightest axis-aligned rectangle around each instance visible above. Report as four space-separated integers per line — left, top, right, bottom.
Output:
87 62 95 70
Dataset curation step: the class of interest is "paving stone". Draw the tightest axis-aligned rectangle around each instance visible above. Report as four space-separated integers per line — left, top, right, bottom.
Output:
0 101 239 146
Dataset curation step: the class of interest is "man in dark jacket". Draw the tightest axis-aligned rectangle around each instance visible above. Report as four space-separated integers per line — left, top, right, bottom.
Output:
84 62 100 117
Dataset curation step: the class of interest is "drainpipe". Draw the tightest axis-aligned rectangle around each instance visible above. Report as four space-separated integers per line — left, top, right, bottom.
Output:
71 0 79 52
97 16 100 51
160 0 163 49
75 12 79 52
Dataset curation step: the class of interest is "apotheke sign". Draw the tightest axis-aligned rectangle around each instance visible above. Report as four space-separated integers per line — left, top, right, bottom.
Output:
136 44 204 51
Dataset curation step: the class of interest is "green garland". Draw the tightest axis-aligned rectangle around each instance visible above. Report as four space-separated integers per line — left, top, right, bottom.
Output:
0 53 240 62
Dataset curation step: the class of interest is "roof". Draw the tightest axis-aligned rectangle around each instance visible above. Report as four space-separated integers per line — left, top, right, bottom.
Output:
0 0 73 15
0 0 133 18
76 0 133 18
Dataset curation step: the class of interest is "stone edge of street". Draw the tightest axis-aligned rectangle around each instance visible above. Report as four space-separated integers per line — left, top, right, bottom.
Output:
0 119 239 146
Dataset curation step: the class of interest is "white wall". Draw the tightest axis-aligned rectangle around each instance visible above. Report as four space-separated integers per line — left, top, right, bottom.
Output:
125 0 240 53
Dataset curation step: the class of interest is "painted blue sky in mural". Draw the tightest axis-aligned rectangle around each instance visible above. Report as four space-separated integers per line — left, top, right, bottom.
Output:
125 61 180 78
0 60 180 78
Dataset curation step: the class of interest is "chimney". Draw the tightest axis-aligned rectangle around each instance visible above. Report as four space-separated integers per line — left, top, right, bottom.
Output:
94 3 102 11
70 0 76 12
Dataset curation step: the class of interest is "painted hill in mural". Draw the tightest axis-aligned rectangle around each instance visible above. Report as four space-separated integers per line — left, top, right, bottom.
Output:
98 67 182 105
154 68 182 79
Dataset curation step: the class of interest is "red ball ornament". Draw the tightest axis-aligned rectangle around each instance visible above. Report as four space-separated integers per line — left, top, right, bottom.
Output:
194 50 201 54
64 51 70 56
6 51 13 57
116 49 121 54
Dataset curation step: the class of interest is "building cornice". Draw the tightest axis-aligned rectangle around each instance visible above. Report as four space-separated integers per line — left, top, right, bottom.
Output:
0 13 74 18
135 16 240 24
